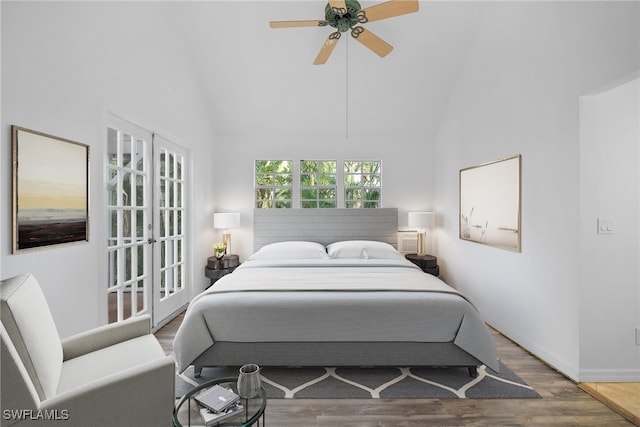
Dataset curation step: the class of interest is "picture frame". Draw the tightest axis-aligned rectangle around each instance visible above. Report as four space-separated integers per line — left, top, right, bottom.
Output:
459 154 521 252
12 125 90 253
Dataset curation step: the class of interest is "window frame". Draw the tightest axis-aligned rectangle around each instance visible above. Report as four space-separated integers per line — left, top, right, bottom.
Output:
254 159 381 209
300 160 337 208
254 160 293 209
344 160 382 209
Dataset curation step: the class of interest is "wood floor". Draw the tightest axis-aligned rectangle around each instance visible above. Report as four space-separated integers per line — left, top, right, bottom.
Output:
579 382 640 426
156 313 636 426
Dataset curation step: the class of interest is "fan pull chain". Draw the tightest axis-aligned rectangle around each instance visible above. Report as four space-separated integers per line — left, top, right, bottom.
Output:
345 36 349 138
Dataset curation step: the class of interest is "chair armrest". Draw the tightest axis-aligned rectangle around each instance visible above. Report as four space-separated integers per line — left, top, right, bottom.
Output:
61 315 152 361
39 355 175 427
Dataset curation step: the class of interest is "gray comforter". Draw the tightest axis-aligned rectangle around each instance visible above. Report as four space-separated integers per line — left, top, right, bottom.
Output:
174 259 499 372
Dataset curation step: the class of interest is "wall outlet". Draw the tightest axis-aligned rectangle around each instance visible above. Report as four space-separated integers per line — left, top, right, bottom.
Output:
636 328 640 346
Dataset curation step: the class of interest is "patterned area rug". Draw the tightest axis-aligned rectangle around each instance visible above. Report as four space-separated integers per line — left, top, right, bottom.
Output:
176 361 540 399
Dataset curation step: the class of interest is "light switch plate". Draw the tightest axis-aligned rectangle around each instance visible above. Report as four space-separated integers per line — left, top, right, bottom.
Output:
597 218 614 234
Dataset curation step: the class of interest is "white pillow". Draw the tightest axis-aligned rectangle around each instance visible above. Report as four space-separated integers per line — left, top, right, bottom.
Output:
326 240 404 260
247 241 329 260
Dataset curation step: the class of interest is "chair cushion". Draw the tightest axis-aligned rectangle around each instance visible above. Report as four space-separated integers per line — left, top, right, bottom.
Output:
57 334 168 394
1 274 63 401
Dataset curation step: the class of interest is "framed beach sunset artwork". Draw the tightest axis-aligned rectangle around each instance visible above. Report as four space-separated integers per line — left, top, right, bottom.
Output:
12 126 89 253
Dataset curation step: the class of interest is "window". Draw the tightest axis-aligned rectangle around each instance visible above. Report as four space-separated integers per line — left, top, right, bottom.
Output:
344 161 381 208
300 160 337 208
254 159 381 208
255 160 292 208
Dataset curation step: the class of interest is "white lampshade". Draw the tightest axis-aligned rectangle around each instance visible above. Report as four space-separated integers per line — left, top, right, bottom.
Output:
408 212 435 229
214 213 240 230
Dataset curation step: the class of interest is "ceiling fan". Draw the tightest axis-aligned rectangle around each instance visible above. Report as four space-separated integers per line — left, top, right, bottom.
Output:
270 0 419 65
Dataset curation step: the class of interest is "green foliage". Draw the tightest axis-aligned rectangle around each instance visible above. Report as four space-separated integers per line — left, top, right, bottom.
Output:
255 160 380 209
255 161 293 208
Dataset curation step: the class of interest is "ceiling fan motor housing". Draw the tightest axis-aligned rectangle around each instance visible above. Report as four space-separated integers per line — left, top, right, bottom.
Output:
325 0 362 32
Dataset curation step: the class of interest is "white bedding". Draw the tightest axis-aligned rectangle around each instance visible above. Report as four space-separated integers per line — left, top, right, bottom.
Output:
174 258 499 372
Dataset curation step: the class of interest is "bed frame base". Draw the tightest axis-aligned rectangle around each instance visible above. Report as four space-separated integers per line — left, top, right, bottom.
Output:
191 341 482 378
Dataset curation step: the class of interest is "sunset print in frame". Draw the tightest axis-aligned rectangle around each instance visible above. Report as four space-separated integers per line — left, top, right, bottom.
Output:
459 154 521 252
12 126 89 253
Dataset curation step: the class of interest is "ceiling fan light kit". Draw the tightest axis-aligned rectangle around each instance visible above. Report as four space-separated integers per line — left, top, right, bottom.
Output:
270 0 419 65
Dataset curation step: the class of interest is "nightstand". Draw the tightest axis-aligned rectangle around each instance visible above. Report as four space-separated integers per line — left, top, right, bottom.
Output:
205 255 240 287
405 253 439 276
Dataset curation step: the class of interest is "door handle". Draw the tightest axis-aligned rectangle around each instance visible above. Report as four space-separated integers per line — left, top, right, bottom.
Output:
148 238 157 244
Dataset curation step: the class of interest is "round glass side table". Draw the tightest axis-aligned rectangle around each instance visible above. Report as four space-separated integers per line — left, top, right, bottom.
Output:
173 376 266 426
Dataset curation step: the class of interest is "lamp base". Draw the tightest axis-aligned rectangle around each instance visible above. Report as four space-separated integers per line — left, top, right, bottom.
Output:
223 231 231 254
416 230 427 256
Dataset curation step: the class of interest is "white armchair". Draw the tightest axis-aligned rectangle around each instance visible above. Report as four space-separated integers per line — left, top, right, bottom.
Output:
1 274 175 426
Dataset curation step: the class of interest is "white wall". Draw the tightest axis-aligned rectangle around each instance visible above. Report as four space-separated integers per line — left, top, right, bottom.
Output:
431 2 639 380
1 2 217 337
579 77 640 381
3 1 638 383
213 134 433 260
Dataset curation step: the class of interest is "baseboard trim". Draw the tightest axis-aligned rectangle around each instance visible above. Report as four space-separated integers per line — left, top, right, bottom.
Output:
153 304 188 333
579 369 640 382
487 322 579 382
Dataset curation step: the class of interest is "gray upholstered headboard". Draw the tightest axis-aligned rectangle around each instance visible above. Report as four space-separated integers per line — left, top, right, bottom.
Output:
253 208 398 252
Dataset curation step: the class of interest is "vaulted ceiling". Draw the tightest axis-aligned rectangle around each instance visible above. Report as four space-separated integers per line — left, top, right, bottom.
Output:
170 1 488 140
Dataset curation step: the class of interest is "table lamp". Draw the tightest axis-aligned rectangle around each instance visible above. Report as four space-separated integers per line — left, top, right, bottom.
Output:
213 212 240 254
408 212 435 256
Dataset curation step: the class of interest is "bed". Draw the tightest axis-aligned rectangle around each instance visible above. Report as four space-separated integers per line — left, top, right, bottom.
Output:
173 209 499 376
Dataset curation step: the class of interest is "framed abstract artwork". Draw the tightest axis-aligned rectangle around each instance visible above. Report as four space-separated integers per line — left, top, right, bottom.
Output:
12 125 90 253
459 154 521 252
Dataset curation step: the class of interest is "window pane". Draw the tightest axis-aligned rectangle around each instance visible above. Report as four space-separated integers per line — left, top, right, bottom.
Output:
319 200 337 208
275 189 291 200
301 189 318 199
122 175 132 207
135 139 145 171
107 128 118 166
274 174 292 186
255 160 292 209
135 210 145 242
275 200 291 208
256 174 273 186
122 134 132 167
136 174 144 206
300 160 337 209
124 247 132 281
176 155 183 180
319 188 335 199
344 161 381 209
137 246 145 277
345 175 361 186
168 153 175 178
108 210 118 246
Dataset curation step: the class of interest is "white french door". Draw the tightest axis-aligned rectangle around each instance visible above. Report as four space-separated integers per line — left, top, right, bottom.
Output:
152 135 190 323
106 115 189 328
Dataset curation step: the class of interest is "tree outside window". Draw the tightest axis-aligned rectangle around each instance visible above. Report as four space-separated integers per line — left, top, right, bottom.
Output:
300 160 337 208
344 161 381 208
255 160 292 208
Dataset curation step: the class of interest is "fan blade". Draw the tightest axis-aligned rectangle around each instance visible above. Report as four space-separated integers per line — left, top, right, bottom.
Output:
313 34 340 65
351 27 393 58
269 20 327 28
328 0 348 13
360 0 419 23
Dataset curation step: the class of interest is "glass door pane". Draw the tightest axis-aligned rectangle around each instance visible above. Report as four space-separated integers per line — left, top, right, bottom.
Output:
106 119 152 324
153 135 189 324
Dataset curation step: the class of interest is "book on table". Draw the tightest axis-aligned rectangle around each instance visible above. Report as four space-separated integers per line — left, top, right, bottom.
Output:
200 402 244 426
195 384 240 413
